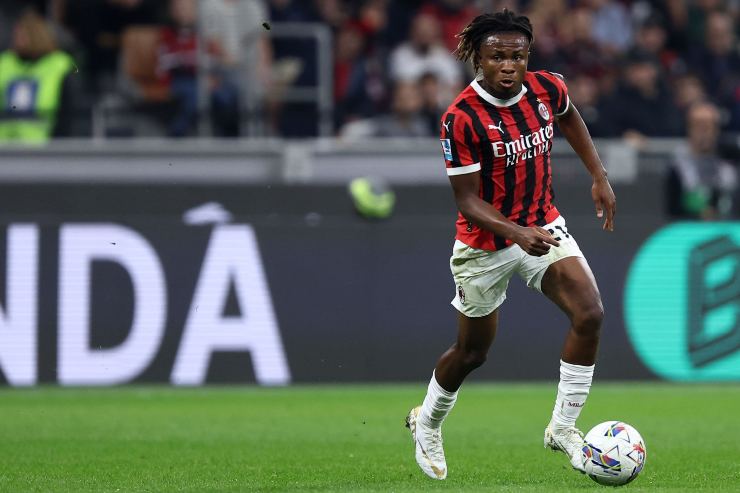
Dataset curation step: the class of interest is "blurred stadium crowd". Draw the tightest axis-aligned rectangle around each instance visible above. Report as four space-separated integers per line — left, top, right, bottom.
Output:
0 0 738 141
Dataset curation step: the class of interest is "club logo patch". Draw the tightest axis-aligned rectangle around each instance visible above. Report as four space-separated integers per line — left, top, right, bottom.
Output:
440 139 453 161
538 102 550 120
457 284 466 304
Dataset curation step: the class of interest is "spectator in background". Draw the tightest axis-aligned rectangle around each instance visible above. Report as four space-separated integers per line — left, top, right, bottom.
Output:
523 0 567 70
585 0 632 54
157 0 240 137
419 71 445 135
689 11 740 99
0 1 28 50
653 0 690 54
0 9 79 143
382 0 425 49
608 50 682 141
340 80 432 138
333 22 378 128
268 0 322 136
201 0 272 136
354 0 389 54
672 73 708 132
313 0 349 30
666 102 739 220
3 1 59 50
727 82 740 132
635 15 684 76
157 0 199 136
389 12 463 105
568 74 611 138
268 0 317 23
58 0 165 92
553 8 611 79
686 0 729 48
420 0 480 53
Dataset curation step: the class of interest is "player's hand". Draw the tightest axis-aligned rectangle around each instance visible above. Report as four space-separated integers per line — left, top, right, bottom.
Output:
513 226 560 256
592 176 616 231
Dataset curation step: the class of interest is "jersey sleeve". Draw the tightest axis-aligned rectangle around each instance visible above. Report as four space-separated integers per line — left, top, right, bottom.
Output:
545 71 570 116
440 111 481 176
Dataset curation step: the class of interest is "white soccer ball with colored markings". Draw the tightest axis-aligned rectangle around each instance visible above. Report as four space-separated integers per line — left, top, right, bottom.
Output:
582 421 647 486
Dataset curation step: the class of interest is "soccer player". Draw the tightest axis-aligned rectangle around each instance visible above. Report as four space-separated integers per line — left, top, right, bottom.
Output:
405 10 616 480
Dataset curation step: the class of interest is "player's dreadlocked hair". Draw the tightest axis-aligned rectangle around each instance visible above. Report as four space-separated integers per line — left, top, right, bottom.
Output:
455 10 534 72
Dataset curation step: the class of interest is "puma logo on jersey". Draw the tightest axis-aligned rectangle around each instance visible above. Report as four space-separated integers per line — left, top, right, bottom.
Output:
488 121 504 132
442 121 450 132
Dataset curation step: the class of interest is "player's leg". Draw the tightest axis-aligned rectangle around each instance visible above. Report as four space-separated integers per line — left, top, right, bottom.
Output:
542 256 602 366
542 255 602 420
418 309 499 431
434 309 499 391
540 255 603 471
407 239 517 480
407 309 499 480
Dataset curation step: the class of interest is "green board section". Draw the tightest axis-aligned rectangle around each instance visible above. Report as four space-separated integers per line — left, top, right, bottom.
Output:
624 222 740 380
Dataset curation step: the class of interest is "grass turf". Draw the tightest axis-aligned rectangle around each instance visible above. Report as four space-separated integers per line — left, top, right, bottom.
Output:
0 383 738 492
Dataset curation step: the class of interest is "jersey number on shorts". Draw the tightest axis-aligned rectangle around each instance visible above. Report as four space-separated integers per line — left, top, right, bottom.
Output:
547 225 570 241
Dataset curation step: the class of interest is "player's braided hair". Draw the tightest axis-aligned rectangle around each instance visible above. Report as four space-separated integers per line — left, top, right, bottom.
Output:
455 10 534 72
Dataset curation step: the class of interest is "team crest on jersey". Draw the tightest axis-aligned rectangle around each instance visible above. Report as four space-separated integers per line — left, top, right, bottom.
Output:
457 284 466 304
440 139 453 161
538 101 550 120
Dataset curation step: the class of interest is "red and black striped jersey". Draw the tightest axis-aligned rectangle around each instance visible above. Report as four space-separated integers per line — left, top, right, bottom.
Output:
439 70 570 251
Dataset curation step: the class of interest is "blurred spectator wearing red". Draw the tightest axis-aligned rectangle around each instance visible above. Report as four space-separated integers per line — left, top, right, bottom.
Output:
157 0 242 137
157 0 200 136
0 9 79 143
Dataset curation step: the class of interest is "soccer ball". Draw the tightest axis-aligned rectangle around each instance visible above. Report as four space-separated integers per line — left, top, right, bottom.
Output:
582 421 647 486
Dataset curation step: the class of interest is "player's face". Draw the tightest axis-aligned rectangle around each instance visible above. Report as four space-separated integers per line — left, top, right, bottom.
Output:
477 32 529 99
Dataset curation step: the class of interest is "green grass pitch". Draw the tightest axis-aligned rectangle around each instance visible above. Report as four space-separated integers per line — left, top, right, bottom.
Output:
0 383 738 492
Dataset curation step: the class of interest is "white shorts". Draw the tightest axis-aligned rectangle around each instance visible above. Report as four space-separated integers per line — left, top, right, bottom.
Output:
450 215 584 318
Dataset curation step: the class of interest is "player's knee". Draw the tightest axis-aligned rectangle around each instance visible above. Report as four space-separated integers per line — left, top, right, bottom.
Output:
460 349 487 371
573 303 603 336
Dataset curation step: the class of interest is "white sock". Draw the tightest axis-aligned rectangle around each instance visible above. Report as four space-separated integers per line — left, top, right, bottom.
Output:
551 359 594 429
419 371 458 429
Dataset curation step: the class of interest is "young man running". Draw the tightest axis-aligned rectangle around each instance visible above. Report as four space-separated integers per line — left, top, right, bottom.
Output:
406 10 616 480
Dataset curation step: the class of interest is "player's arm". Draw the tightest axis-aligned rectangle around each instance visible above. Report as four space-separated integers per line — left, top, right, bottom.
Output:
449 171 559 256
556 104 616 231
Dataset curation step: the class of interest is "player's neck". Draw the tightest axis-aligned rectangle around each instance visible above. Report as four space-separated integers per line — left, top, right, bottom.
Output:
479 79 522 101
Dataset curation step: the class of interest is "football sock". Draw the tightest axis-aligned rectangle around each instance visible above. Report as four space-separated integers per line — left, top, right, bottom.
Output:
419 371 458 429
551 359 594 429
